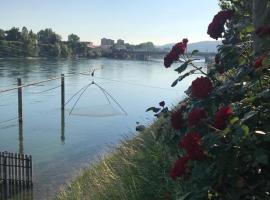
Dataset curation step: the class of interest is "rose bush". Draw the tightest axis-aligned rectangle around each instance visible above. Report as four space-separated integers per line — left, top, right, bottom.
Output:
147 0 270 199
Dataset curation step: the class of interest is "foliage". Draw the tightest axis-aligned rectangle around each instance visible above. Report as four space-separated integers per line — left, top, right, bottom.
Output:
147 1 270 199
0 27 96 58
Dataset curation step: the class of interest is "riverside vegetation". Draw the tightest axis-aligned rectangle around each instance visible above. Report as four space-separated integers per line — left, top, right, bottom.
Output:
0 27 155 59
56 0 270 199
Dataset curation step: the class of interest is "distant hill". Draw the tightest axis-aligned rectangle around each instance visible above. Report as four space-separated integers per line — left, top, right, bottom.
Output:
157 41 222 53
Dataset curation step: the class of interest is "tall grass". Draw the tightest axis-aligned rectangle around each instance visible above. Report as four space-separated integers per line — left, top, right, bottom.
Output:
55 117 184 200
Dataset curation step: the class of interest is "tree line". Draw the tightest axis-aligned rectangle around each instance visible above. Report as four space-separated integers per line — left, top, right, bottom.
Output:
0 27 101 58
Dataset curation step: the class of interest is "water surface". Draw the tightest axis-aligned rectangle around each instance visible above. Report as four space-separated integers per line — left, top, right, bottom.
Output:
0 58 205 199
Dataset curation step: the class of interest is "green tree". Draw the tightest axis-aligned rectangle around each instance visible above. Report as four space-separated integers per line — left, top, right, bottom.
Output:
67 34 81 56
5 27 21 41
60 44 71 58
37 28 61 44
68 34 80 43
0 29 5 40
21 26 29 42
37 28 61 57
135 42 155 51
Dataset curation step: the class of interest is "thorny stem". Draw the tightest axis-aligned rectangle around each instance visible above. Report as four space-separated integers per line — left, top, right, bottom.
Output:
258 76 263 91
205 122 223 133
190 62 207 76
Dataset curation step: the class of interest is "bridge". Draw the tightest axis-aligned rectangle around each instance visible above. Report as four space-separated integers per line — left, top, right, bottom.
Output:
110 50 216 61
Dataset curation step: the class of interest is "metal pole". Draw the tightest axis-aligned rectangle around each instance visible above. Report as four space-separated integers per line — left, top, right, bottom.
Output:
17 78 23 123
61 74 65 110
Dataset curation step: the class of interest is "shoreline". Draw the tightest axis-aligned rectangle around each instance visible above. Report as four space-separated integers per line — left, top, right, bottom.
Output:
55 116 181 200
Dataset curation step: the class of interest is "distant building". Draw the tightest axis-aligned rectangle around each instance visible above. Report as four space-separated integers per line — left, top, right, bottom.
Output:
117 39 124 45
101 38 114 46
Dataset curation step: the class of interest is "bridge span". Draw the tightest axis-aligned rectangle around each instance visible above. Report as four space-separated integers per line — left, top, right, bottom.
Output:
110 50 216 61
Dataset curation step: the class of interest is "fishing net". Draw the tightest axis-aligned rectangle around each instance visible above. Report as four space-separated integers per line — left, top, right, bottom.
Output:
69 104 123 117
65 81 127 117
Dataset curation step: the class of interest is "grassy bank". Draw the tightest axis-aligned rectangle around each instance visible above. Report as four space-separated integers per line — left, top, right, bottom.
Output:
55 117 183 200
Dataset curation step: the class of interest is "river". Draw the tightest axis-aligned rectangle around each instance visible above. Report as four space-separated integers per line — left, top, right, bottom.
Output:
0 58 205 199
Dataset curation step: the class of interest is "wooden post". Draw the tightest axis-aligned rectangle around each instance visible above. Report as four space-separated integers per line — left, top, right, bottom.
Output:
15 154 17 186
19 121 24 155
61 109 65 143
17 78 23 123
18 154 21 190
22 155 25 188
29 155 32 186
25 155 29 188
0 152 2 183
3 153 7 198
61 74 65 110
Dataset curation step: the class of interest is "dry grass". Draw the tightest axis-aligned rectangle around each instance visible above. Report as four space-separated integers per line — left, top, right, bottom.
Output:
55 117 184 200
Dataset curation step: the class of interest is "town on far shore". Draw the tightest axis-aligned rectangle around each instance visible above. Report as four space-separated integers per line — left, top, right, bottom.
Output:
0 27 219 60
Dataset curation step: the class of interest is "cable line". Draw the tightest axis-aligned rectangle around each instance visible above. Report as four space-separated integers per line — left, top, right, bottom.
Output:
94 76 177 91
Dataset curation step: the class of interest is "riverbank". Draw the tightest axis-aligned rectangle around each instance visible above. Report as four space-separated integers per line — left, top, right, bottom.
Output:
55 116 183 200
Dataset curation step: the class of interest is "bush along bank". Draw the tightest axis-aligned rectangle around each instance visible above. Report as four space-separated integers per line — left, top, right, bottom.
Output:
146 1 270 199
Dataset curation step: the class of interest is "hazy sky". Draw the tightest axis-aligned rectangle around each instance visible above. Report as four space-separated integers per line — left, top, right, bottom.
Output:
0 0 220 45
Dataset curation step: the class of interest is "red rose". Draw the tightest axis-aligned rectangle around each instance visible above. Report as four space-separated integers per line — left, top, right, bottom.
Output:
164 51 179 68
170 108 184 130
182 38 188 46
164 38 188 68
180 132 204 160
169 156 189 180
191 77 213 99
179 102 187 111
254 54 267 68
188 108 207 127
214 106 233 130
159 101 165 107
172 42 186 55
255 27 270 37
207 10 234 40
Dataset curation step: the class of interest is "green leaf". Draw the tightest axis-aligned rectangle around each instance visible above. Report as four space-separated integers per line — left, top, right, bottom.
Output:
175 61 189 74
178 192 192 200
263 134 270 142
230 117 239 125
171 78 179 87
244 24 254 33
241 125 249 137
254 149 268 165
191 50 199 55
178 72 191 82
241 111 258 123
146 107 161 113
257 88 270 99
262 57 270 66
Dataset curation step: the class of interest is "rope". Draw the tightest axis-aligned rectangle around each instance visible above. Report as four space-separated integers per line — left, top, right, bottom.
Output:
28 85 61 94
0 117 20 125
68 83 93 116
94 82 128 116
94 76 177 92
65 83 92 106
0 74 75 94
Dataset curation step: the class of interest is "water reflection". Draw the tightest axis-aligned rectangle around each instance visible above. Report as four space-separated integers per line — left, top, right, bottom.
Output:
61 109 65 143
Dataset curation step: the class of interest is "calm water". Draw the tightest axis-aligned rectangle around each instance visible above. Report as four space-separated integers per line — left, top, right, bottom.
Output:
0 58 205 199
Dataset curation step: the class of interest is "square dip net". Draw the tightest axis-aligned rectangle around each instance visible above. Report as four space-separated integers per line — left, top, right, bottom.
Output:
65 81 127 118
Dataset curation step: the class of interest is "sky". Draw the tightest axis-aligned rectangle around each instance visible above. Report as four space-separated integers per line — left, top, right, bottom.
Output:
0 0 220 45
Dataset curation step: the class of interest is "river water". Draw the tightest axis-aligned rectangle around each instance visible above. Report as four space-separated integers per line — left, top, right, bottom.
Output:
0 58 205 199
